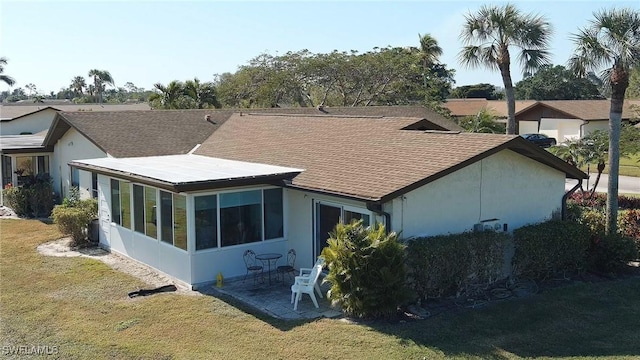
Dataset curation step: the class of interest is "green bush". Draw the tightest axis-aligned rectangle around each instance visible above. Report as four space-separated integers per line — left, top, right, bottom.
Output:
51 198 98 246
619 209 640 242
588 233 638 273
3 186 30 217
2 174 54 218
513 221 591 281
580 208 606 236
406 231 509 300
321 220 411 319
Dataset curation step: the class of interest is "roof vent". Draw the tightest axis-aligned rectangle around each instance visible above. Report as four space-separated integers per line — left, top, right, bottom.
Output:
205 114 216 125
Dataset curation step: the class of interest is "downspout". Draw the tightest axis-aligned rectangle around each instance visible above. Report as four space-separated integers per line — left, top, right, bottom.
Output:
579 120 590 138
366 202 391 233
562 179 583 220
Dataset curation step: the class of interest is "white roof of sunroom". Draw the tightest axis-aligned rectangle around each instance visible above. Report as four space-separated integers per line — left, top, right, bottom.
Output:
70 154 304 192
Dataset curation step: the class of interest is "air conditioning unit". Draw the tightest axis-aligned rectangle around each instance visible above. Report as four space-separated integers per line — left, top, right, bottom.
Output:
473 219 506 233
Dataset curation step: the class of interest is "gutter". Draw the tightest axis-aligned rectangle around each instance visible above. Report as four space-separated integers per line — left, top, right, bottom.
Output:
562 179 583 220
366 202 391 234
579 120 590 138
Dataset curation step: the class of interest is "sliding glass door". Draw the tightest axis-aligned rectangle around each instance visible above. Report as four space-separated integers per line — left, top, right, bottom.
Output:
313 201 372 260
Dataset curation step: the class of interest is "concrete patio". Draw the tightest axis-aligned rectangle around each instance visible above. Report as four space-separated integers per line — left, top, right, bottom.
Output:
198 272 343 320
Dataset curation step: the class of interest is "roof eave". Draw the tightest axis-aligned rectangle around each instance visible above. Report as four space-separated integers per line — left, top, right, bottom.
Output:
70 161 302 193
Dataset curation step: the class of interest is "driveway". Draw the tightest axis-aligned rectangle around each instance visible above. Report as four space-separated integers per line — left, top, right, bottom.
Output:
565 174 640 194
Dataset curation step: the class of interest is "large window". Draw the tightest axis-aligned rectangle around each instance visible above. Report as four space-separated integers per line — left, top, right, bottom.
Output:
110 179 120 225
2 155 12 187
133 185 145 233
195 195 217 250
14 156 49 186
220 190 262 247
173 195 187 251
264 188 283 239
195 188 284 250
110 180 131 228
160 191 173 245
344 210 370 227
145 187 157 239
120 182 131 229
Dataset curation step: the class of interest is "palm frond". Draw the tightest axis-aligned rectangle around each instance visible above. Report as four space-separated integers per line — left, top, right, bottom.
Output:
458 45 498 71
517 49 552 75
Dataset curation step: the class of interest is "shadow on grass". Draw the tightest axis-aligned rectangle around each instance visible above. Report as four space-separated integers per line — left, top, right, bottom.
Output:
363 277 640 359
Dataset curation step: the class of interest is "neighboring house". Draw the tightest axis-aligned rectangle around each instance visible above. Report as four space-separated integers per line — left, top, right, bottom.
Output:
444 98 536 121
70 113 586 288
0 102 151 121
0 132 53 204
0 107 60 135
42 110 233 199
445 98 640 142
515 100 640 142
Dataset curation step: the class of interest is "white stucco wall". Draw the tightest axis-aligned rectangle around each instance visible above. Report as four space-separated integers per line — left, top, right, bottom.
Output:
0 109 57 135
518 121 538 135
52 128 106 199
540 118 583 142
392 149 566 239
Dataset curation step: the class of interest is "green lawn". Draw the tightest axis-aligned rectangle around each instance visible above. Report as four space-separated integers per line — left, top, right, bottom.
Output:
581 153 640 177
2 219 640 359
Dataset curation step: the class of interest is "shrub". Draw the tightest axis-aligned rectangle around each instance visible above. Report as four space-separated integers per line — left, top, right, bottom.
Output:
618 209 640 242
3 186 30 217
51 198 98 246
513 221 591 281
321 220 411 319
588 234 638 273
405 231 508 300
569 191 640 210
580 208 606 236
2 173 54 218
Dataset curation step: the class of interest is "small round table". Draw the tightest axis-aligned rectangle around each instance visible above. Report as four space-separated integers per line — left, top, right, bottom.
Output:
255 253 282 285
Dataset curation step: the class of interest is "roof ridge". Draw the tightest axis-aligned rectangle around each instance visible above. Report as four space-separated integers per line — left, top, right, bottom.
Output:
243 113 385 119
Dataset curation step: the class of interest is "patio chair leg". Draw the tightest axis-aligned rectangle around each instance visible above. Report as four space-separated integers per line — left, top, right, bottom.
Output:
309 293 319 309
293 292 301 311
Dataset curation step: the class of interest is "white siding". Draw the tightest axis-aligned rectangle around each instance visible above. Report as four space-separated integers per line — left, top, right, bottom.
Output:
52 128 106 199
0 109 57 135
540 118 583 142
392 149 565 238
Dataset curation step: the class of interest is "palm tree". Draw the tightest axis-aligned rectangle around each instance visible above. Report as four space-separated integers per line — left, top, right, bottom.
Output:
88 69 114 103
70 76 86 97
148 81 185 109
418 33 443 88
0 57 15 86
458 4 552 134
184 78 220 109
569 8 640 235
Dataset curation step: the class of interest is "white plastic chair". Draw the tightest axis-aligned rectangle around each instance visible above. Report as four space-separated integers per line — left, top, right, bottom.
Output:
290 258 324 310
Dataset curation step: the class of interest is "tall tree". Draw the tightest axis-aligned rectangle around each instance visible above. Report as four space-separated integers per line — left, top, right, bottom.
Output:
88 69 114 103
450 83 502 99
149 81 187 109
458 3 552 134
569 8 640 234
70 76 86 97
515 65 604 100
0 57 15 86
418 33 443 88
184 78 221 109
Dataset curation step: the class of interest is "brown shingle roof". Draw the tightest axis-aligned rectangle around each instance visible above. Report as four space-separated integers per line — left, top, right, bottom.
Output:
518 100 640 120
195 113 585 201
249 105 462 131
44 110 232 158
0 103 151 120
444 99 536 117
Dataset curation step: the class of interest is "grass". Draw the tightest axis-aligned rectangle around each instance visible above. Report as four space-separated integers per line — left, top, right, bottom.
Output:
580 153 640 177
2 219 640 359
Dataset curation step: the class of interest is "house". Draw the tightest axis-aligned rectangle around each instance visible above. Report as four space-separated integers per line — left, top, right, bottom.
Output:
70 113 586 288
515 100 640 142
0 103 153 196
22 105 460 200
445 98 640 142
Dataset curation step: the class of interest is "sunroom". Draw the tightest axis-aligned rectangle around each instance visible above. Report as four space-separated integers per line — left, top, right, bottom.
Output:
70 154 303 287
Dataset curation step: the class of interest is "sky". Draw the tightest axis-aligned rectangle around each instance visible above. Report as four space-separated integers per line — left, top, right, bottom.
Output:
1 0 636 95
